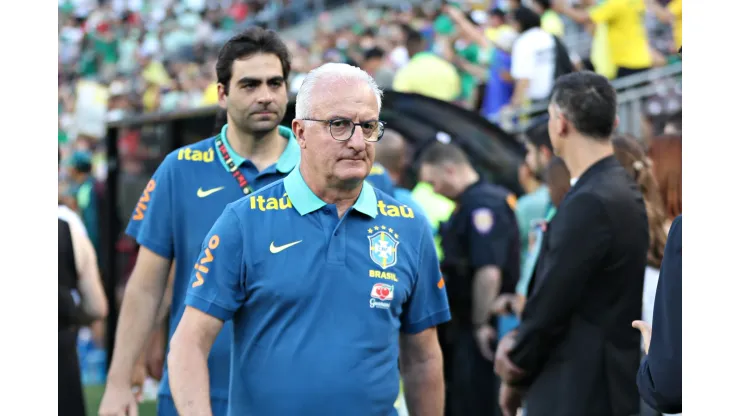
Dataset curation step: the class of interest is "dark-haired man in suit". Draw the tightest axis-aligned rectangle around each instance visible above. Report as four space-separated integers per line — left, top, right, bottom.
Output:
495 71 650 416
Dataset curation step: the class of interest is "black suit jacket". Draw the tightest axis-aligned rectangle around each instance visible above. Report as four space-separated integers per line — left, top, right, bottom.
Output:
637 215 682 414
508 156 650 416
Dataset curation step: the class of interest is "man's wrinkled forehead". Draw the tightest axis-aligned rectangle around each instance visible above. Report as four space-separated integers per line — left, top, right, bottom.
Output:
310 78 378 117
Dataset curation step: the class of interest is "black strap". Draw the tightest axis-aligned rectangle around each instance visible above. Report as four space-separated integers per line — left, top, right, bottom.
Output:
552 34 575 81
215 136 252 195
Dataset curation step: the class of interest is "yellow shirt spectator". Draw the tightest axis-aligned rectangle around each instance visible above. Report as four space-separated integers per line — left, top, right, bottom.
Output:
589 0 652 69
485 24 516 43
667 0 682 51
393 52 461 102
202 82 219 106
142 84 161 112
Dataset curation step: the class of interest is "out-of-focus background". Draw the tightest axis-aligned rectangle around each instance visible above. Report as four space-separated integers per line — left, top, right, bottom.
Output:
57 0 681 414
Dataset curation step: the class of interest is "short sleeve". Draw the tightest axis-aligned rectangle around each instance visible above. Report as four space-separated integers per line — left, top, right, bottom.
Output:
125 156 175 259
468 204 515 270
589 0 620 24
401 225 451 334
510 37 535 81
184 206 247 322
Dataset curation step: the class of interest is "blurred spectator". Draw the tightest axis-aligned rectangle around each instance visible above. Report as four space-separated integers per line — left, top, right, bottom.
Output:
515 122 553 270
66 150 101 257
392 29 461 102
59 202 89 238
450 12 492 108
507 155 570 317
484 8 516 44
58 217 108 416
361 47 395 90
389 23 415 63
531 0 565 38
373 129 430 226
555 0 653 78
508 7 555 108
440 5 493 110
648 134 682 224
647 0 682 53
480 29 517 120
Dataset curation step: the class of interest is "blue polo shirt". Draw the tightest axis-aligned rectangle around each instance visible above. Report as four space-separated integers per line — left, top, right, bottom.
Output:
367 163 396 195
185 168 451 416
366 164 431 228
125 124 299 403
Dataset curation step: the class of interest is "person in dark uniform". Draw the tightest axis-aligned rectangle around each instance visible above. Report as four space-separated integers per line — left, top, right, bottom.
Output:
58 218 108 415
419 142 520 416
495 71 650 416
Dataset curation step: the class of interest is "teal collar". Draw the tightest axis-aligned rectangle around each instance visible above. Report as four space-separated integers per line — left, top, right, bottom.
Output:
283 167 378 218
215 124 299 173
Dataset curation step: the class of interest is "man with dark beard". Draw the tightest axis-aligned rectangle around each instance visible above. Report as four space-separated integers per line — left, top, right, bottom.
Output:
99 27 299 416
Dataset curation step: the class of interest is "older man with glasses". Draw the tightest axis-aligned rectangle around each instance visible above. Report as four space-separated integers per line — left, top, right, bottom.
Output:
167 63 451 416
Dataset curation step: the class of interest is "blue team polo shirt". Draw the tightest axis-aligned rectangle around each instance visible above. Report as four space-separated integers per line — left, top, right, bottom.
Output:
365 165 432 229
185 167 451 416
366 163 396 195
125 124 299 404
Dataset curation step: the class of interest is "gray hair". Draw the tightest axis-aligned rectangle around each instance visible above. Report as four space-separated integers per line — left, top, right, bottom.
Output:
294 63 383 119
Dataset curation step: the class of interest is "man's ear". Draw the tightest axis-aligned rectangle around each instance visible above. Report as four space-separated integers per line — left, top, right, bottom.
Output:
292 120 307 149
217 83 228 109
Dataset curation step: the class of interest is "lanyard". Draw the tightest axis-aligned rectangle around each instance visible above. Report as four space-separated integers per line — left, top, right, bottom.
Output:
215 136 252 195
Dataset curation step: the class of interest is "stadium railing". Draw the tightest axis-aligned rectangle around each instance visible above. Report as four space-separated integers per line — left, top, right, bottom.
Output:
491 61 683 138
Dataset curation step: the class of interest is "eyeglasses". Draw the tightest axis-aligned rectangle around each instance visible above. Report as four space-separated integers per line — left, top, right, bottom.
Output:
300 118 386 142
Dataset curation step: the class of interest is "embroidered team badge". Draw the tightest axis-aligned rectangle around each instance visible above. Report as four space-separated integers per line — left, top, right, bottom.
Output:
367 226 400 270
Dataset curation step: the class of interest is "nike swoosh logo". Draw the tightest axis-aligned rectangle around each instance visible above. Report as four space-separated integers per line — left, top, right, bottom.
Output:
197 186 225 198
269 240 302 254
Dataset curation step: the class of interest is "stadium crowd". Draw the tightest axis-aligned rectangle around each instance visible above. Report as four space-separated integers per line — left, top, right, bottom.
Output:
58 1 682 416
58 0 682 145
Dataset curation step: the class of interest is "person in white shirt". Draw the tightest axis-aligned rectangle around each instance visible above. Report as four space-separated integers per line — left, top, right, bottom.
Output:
58 203 88 236
509 7 555 107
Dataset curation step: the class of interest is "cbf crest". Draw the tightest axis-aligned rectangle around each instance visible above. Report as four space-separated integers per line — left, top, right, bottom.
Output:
367 225 400 269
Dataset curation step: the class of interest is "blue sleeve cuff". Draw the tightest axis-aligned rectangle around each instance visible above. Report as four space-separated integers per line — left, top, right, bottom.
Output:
401 309 452 334
125 226 173 259
185 293 235 322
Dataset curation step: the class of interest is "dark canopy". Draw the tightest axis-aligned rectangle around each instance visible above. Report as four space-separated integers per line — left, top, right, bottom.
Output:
282 91 526 195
